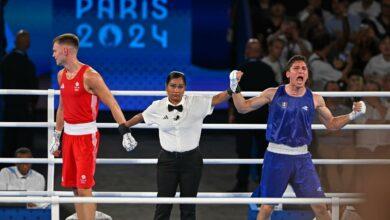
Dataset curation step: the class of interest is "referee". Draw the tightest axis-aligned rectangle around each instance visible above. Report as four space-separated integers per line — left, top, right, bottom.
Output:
123 71 230 220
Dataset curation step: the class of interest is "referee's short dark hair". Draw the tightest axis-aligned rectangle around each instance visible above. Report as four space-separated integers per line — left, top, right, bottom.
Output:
166 71 186 85
15 147 32 157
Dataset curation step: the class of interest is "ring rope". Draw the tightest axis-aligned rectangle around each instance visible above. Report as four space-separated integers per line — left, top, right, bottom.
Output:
0 196 363 205
0 122 389 130
0 191 363 198
0 89 389 97
1 158 390 165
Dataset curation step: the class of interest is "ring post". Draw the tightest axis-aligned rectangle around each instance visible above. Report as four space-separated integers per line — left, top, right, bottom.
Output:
47 89 58 219
51 196 60 220
331 197 340 220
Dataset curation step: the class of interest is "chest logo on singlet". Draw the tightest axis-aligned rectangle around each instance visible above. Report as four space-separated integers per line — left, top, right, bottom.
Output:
74 82 80 92
281 101 288 108
302 106 309 111
60 84 64 89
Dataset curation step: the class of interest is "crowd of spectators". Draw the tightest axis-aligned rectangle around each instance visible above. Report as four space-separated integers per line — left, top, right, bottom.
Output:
238 0 389 212
247 0 389 152
239 2 389 218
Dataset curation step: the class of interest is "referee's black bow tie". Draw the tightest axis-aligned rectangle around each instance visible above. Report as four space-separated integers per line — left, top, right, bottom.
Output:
168 104 183 112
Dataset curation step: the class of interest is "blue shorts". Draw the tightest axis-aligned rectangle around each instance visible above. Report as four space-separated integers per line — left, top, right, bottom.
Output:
255 150 325 198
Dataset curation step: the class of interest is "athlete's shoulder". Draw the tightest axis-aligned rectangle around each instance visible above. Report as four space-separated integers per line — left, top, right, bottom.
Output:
312 91 324 100
84 66 102 81
57 68 65 76
264 87 278 94
262 87 278 101
84 65 100 75
313 93 325 108
57 68 65 84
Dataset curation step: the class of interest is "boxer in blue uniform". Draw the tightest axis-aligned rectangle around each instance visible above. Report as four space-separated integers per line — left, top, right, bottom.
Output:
230 55 366 220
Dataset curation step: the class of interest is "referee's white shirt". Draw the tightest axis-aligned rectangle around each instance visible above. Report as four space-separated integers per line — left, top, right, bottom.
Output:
0 166 45 191
142 95 214 152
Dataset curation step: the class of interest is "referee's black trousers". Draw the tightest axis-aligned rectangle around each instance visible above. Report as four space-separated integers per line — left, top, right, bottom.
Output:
154 148 203 220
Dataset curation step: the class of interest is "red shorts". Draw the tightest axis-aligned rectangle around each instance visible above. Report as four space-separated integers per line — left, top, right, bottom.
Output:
61 131 100 189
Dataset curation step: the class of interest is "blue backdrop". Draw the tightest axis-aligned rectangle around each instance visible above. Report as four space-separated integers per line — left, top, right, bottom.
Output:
5 0 231 110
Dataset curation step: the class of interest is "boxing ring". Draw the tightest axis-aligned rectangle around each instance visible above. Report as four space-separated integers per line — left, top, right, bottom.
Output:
0 89 390 220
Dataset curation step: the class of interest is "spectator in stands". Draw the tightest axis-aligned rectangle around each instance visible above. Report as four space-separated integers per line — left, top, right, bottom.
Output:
0 30 38 158
374 0 389 36
249 0 271 22
301 7 329 42
345 70 365 103
382 73 390 106
228 38 277 192
262 37 285 84
308 34 352 90
383 72 390 87
348 0 381 19
364 34 390 85
269 18 313 66
347 71 365 92
0 147 46 208
326 0 361 38
298 0 332 24
350 19 380 71
277 0 307 16
251 1 286 48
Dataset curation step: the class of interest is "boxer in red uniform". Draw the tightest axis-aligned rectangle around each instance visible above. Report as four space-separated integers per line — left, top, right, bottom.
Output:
49 33 137 220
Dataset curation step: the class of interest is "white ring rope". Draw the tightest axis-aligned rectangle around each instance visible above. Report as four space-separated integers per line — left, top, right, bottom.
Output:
0 122 389 130
0 89 390 97
0 191 363 198
1 158 390 165
0 196 362 205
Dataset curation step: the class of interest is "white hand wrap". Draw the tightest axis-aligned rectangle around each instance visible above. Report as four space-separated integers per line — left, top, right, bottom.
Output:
229 70 238 92
49 130 61 154
348 101 366 120
122 132 137 151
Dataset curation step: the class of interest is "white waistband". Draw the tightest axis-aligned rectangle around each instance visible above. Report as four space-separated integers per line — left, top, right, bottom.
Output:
267 142 308 155
64 121 98 135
